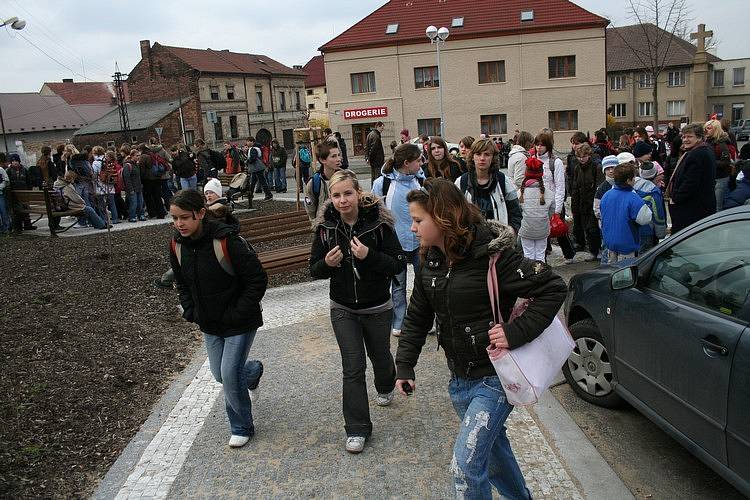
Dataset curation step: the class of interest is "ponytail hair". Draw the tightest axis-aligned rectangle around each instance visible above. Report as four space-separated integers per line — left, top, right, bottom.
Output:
383 143 421 174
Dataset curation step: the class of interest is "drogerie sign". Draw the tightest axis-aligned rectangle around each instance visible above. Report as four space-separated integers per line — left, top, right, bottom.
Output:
343 106 388 120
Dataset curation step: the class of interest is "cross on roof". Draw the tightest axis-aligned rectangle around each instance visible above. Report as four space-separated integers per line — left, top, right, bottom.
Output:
690 23 713 53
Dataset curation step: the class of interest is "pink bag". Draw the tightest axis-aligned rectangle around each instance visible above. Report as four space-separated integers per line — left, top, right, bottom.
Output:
485 254 574 406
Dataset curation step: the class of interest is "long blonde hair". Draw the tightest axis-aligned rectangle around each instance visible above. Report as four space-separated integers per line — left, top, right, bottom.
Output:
704 119 727 142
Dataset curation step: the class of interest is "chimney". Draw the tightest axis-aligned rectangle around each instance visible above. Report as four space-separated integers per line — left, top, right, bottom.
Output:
140 40 151 59
62 78 74 83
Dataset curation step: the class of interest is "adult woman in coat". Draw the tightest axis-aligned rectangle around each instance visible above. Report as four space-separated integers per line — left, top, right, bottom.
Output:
395 178 567 499
310 169 405 454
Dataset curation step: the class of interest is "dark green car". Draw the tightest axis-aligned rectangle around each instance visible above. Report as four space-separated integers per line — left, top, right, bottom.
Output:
563 205 750 497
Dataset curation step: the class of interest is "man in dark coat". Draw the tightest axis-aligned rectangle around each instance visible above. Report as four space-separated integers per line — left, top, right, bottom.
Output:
666 123 716 234
365 122 385 183
334 131 349 169
569 144 604 259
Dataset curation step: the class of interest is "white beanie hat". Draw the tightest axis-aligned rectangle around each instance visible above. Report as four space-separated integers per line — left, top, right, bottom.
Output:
204 178 223 196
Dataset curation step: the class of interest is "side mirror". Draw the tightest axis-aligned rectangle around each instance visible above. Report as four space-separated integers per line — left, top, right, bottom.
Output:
611 266 637 290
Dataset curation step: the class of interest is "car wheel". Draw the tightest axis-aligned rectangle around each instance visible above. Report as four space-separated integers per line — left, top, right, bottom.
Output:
562 318 622 408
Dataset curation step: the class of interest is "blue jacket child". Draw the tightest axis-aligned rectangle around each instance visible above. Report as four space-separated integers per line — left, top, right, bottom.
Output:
600 165 653 256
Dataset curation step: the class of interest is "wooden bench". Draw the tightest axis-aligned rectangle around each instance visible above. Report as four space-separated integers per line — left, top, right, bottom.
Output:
10 188 84 237
218 173 234 187
242 210 312 275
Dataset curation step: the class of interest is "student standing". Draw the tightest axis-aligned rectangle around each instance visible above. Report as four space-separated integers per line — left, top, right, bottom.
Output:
309 169 405 454
169 190 268 448
303 140 342 222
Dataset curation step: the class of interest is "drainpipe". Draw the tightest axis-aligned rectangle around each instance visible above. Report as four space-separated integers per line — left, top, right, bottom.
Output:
268 74 278 139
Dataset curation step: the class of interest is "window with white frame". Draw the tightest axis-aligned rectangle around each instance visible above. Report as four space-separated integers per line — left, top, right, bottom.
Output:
610 75 626 90
668 71 686 87
667 100 686 116
638 73 654 88
611 103 627 117
638 101 654 116
734 67 745 86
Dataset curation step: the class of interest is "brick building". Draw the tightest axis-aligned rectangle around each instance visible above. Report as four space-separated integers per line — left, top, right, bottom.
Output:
320 0 609 155
72 97 199 149
127 41 307 149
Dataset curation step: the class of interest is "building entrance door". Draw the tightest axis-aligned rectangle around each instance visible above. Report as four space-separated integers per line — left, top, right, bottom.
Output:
352 123 375 156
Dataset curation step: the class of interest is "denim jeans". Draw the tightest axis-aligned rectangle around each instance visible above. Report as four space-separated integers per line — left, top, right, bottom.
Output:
273 167 287 191
715 176 730 212
75 182 94 225
161 179 173 212
128 191 145 220
448 376 531 500
83 206 107 229
330 307 396 437
180 175 198 191
297 165 310 189
96 193 119 223
264 170 274 190
204 329 263 437
391 249 421 330
0 192 10 232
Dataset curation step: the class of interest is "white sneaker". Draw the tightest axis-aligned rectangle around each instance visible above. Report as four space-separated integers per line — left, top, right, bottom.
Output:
391 329 401 337
345 436 366 454
228 435 249 448
376 390 394 407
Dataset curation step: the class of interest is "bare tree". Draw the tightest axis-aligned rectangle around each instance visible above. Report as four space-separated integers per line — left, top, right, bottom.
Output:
613 0 710 131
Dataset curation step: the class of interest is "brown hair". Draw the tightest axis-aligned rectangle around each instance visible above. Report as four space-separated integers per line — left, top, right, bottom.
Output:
92 145 106 156
576 143 593 157
682 123 705 139
383 143 421 174
516 131 534 150
405 178 482 263
613 163 636 185
427 137 461 178
465 138 498 173
534 130 554 152
316 140 339 163
460 136 475 149
570 131 588 145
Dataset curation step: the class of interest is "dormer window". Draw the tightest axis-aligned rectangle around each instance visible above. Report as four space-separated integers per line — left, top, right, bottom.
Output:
386 23 399 34
451 17 464 28
521 10 534 22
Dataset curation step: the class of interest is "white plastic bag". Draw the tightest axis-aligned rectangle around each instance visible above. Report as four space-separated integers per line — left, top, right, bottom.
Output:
486 254 574 406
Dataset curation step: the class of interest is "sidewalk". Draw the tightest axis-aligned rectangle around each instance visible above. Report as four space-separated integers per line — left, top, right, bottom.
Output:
96 268 633 499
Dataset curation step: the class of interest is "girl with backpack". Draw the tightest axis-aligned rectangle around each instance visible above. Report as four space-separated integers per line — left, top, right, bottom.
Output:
169 189 267 448
371 143 424 337
394 178 566 499
309 169 405 454
455 138 521 234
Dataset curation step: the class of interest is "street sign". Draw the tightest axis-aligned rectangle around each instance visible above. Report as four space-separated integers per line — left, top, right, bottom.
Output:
155 127 163 138
206 111 218 124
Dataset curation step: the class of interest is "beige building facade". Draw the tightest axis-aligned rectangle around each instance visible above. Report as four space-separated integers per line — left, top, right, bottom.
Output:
305 85 328 122
321 2 608 156
707 58 750 124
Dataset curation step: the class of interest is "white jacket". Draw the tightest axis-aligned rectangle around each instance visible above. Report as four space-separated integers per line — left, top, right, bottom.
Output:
539 152 565 214
519 182 552 240
506 145 528 190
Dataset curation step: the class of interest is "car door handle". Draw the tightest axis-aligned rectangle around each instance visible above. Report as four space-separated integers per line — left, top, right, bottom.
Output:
701 337 729 357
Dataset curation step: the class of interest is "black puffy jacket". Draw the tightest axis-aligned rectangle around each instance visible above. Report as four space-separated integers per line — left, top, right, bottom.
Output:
310 200 406 309
396 221 567 380
170 219 268 337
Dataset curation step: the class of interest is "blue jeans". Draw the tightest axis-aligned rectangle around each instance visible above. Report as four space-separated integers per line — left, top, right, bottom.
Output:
83 206 107 229
204 330 263 437
273 167 287 191
264 170 274 190
180 175 198 191
391 249 421 330
448 376 530 500
75 182 94 225
128 192 144 220
715 176 730 212
97 193 119 223
0 192 10 232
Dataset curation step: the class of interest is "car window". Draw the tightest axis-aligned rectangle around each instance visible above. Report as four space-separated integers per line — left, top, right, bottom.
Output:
646 220 750 318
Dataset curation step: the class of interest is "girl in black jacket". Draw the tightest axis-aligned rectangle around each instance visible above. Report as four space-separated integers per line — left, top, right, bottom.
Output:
395 178 566 499
309 169 405 454
169 190 268 448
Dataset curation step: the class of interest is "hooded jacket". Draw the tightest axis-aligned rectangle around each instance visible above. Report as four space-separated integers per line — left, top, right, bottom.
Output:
395 221 567 380
519 181 552 240
170 219 268 337
53 177 86 211
539 152 566 215
455 170 522 234
600 184 653 254
310 199 406 309
507 145 530 189
372 167 424 252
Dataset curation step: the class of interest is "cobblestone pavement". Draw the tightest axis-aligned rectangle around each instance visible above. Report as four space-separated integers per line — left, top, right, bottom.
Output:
104 263 629 499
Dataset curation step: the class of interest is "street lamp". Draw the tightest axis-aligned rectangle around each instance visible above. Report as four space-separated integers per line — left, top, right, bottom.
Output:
426 25 449 137
0 16 26 30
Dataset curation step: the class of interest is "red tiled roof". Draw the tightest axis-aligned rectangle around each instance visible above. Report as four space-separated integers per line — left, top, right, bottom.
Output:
42 81 128 105
320 0 609 52
158 44 305 77
303 55 325 88
606 24 721 72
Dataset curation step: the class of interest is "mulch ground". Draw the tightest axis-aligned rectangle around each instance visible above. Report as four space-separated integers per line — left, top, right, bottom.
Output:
0 200 312 498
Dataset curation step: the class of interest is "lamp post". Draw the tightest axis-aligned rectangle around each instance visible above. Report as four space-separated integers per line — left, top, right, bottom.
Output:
426 25 449 138
0 17 26 152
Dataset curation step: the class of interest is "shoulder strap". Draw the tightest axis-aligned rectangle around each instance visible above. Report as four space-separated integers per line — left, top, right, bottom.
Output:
459 173 469 194
213 238 235 276
381 177 391 205
495 171 507 198
171 239 182 266
548 155 556 175
487 254 504 325
416 176 424 186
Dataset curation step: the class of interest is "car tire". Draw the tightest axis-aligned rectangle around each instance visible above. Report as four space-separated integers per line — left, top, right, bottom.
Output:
562 318 622 408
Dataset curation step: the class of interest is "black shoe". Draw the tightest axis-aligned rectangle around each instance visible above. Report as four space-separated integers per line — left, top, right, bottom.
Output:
23 225 38 231
264 194 273 201
154 278 174 290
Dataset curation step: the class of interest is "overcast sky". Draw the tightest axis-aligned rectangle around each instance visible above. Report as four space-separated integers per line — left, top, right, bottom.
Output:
0 0 744 93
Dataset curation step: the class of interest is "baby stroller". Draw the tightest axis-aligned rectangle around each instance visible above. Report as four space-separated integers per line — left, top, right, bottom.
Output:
226 171 249 203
